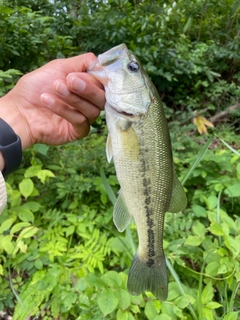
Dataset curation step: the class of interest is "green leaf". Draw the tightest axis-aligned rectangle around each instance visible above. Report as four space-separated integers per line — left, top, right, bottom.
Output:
145 300 158 320
175 294 195 309
203 307 213 319
225 183 240 197
37 169 55 183
22 202 41 212
223 312 239 320
205 301 222 309
185 235 203 246
86 273 105 288
182 135 214 185
0 218 14 234
101 270 122 287
2 235 14 254
117 309 129 320
97 289 118 316
192 221 206 238
205 261 220 276
202 282 214 305
33 143 49 156
18 226 38 239
192 204 207 217
19 178 34 198
11 222 31 234
208 222 224 236
18 208 35 223
115 289 131 310
34 259 43 270
183 16 192 33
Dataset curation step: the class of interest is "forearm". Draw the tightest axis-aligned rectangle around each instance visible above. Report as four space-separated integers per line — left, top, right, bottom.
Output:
0 153 5 171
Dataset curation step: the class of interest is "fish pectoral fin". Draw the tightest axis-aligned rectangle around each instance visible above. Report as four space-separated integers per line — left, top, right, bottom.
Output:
168 172 187 213
113 189 132 232
106 134 113 163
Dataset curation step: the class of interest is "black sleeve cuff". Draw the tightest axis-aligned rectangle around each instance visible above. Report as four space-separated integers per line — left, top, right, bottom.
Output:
0 118 22 177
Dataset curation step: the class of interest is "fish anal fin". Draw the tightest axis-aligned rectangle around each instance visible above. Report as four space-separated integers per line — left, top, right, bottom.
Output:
113 190 132 232
168 172 187 213
127 253 168 301
106 134 113 163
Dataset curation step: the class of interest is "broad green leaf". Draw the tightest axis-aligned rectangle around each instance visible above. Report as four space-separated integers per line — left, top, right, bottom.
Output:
11 222 31 234
86 273 105 288
0 264 3 275
37 169 55 183
18 208 35 223
202 282 214 305
192 204 207 217
18 226 38 239
117 309 128 320
203 307 213 320
206 301 222 309
175 294 195 309
154 315 172 320
225 183 240 197
223 312 239 320
205 261 220 276
19 178 34 198
2 235 14 254
97 289 118 316
192 221 206 238
24 165 42 178
15 239 27 254
0 218 14 234
101 270 122 287
34 259 43 270
22 202 41 212
185 235 202 246
208 222 224 236
145 300 158 320
33 144 49 156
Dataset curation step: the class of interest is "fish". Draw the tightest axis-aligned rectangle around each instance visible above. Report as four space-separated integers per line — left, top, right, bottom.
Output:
87 44 187 300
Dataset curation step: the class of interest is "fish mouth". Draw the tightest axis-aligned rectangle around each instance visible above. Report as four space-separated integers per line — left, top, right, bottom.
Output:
107 103 135 118
118 110 134 117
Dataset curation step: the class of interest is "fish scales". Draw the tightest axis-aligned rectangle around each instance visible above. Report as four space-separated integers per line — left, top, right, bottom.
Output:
87 44 187 300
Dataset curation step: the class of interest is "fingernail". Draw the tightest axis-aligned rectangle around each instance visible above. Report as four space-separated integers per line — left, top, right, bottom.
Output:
55 80 70 96
70 77 86 91
41 93 55 106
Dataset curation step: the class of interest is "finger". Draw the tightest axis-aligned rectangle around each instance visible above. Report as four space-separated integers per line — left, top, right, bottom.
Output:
53 80 102 123
40 93 91 138
66 73 105 109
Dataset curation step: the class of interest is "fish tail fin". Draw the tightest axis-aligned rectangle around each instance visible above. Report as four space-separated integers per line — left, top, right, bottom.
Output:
127 253 168 300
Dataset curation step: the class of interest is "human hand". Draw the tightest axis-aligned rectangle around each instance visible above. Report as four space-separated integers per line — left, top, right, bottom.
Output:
0 53 105 150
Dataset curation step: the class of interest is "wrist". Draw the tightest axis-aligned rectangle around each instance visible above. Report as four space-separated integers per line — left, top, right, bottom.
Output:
0 118 22 177
0 93 31 150
0 152 5 172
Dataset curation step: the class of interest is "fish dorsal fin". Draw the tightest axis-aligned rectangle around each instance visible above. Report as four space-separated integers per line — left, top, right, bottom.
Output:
168 172 187 213
106 134 113 163
113 189 132 232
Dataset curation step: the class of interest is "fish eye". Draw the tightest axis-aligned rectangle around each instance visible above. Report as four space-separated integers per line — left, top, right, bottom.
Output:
127 61 139 72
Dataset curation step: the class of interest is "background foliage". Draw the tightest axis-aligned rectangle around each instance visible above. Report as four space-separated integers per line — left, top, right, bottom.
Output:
0 0 240 319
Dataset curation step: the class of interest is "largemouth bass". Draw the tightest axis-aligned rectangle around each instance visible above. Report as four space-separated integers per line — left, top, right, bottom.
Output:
87 44 187 300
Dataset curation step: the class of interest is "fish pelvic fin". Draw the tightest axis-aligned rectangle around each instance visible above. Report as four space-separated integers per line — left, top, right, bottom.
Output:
127 253 168 301
168 172 187 213
113 189 132 232
106 134 113 163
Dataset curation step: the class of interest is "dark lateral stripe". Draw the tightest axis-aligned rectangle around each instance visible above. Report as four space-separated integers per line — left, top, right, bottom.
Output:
140 147 156 264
